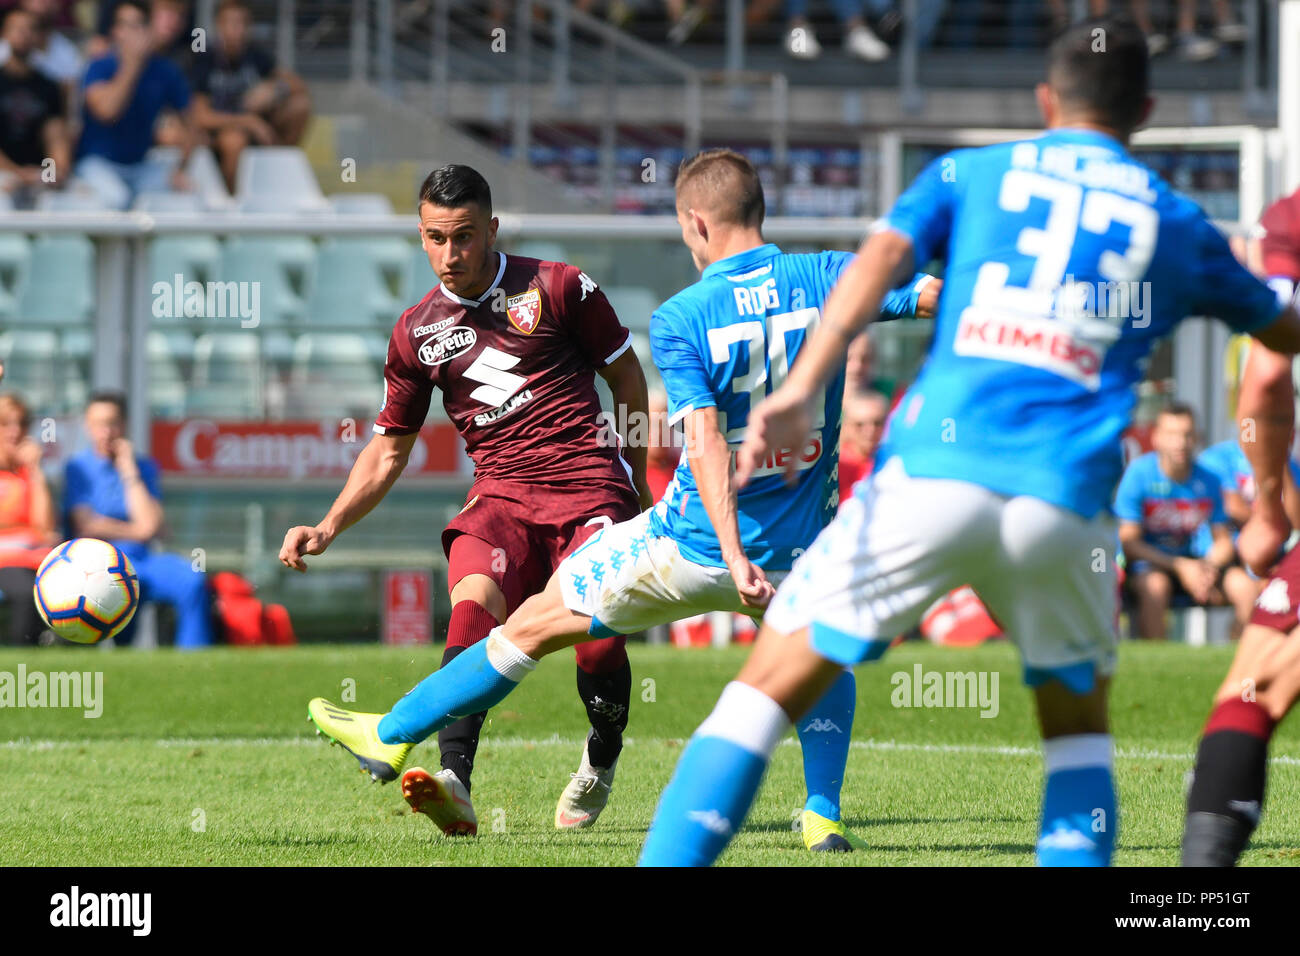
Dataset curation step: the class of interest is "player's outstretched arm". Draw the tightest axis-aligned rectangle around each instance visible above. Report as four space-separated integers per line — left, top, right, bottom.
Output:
1236 332 1298 574
682 407 773 610
279 431 418 572
738 229 914 487
597 346 654 510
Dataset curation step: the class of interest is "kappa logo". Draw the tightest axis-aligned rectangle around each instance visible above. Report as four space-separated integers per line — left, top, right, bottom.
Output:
418 326 477 366
1257 578 1290 615
686 809 733 836
577 271 598 301
801 718 843 733
412 317 457 338
506 288 543 334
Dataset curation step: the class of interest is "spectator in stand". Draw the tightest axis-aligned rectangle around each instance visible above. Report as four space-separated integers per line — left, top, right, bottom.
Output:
149 0 193 148
784 0 892 60
0 393 57 646
837 389 886 501
0 6 71 206
1115 403 1257 640
190 0 311 192
644 388 680 502
844 330 897 400
1198 436 1300 535
0 0 82 90
1090 0 1240 59
63 391 214 648
75 0 193 209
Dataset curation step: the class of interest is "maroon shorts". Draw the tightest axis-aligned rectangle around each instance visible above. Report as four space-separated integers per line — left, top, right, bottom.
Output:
442 477 640 613
1248 545 1300 633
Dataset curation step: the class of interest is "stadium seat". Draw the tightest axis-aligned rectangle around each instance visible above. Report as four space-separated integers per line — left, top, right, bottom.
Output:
601 286 659 331
234 147 329 214
18 235 95 324
0 233 32 321
285 332 382 417
405 242 437 303
191 332 264 418
147 331 193 418
148 235 224 323
184 146 233 210
328 193 394 215
0 329 59 408
512 240 569 263
306 238 407 328
34 190 110 212
220 236 317 326
132 192 206 213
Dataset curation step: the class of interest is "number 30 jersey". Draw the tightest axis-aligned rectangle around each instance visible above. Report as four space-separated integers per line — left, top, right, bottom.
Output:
880 127 1282 520
374 252 636 496
648 242 925 572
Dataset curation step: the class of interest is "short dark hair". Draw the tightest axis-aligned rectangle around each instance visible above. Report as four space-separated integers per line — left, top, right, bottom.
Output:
674 149 765 228
1157 401 1198 426
214 0 250 18
2 6 36 30
0 392 32 432
113 0 150 22
87 389 128 420
1046 16 1148 133
418 164 492 215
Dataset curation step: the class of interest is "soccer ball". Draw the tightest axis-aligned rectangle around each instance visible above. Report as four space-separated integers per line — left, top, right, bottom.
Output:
33 539 140 644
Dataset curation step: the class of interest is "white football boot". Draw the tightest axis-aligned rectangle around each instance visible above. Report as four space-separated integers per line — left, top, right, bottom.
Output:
554 735 618 830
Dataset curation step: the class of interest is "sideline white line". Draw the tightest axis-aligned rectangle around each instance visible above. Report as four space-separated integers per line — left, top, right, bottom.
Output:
2 734 1298 766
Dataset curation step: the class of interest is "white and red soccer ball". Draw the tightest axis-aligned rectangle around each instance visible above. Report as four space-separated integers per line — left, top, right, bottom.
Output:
33 538 140 644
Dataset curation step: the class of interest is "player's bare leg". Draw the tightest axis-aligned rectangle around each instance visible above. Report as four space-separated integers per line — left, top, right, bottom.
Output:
1222 567 1263 638
1183 623 1300 865
1131 568 1172 640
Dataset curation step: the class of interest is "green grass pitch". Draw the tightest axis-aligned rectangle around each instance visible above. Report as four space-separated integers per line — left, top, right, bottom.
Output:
2 641 1298 866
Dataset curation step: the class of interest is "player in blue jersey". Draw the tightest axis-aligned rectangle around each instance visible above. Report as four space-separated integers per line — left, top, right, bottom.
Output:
1114 404 1251 640
638 16 1300 867
304 149 938 850
1198 436 1300 532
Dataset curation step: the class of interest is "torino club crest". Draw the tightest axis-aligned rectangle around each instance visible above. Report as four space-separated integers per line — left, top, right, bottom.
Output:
506 288 542 334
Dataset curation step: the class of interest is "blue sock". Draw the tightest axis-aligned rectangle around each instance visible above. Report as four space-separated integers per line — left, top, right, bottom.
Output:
639 682 790 867
377 629 537 745
1037 734 1117 866
797 669 855 821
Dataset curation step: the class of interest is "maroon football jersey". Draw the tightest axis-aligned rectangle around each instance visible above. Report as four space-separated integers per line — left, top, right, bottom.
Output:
374 253 636 492
1261 188 1300 285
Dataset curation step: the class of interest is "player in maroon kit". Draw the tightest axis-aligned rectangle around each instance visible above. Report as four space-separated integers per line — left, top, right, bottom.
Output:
1182 188 1300 865
281 164 652 836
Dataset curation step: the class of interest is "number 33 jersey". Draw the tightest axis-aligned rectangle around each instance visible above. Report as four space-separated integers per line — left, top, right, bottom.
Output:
374 253 636 494
880 127 1282 520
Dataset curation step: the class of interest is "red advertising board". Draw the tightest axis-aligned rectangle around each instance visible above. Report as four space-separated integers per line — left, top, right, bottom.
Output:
150 419 468 478
382 569 433 645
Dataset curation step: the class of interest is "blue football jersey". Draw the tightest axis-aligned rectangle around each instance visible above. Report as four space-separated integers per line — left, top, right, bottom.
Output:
1113 452 1224 558
1198 438 1300 506
878 127 1282 519
648 242 924 570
